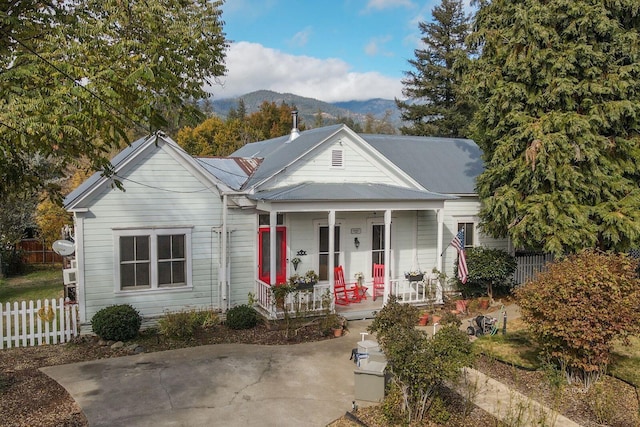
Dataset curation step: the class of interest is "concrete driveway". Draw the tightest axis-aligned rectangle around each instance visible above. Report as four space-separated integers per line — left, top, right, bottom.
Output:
41 321 372 427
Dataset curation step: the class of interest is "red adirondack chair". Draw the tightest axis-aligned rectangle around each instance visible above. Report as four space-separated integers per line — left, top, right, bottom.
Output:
334 266 360 305
372 263 385 301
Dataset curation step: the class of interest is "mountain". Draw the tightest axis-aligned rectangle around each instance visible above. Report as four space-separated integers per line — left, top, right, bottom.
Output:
209 90 403 129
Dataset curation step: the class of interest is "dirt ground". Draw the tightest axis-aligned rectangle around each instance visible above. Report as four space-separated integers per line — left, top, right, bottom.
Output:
1 321 638 427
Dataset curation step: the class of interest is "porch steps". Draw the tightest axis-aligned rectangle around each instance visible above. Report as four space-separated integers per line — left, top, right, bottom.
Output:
341 309 379 321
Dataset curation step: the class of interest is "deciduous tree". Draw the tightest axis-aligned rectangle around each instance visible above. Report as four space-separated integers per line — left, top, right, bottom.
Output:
1 0 227 200
467 0 640 255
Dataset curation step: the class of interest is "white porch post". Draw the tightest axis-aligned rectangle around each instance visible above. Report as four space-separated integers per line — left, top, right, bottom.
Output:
328 210 336 310
269 211 277 286
436 209 443 272
435 209 444 304
383 209 391 305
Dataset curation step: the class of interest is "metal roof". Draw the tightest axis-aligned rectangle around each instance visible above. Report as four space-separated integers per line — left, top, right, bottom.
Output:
248 182 455 202
361 134 483 194
196 157 261 190
231 125 343 189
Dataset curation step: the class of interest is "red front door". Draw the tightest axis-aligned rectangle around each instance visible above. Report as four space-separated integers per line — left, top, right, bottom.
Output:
258 227 287 285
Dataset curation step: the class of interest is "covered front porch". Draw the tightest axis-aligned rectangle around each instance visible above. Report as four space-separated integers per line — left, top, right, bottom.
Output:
249 183 455 320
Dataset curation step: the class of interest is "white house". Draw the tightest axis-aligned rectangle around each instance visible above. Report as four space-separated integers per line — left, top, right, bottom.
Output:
64 122 509 324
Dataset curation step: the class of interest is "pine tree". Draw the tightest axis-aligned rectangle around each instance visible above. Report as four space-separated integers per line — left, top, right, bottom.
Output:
467 0 640 255
396 0 473 137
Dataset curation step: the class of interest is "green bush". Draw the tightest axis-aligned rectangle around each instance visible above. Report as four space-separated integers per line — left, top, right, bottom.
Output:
158 309 219 340
225 304 259 330
456 247 517 299
516 250 640 390
367 295 419 342
91 304 141 341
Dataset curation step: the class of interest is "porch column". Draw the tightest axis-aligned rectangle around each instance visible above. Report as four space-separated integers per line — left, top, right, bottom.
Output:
383 209 391 305
269 211 277 286
328 210 336 309
436 209 443 272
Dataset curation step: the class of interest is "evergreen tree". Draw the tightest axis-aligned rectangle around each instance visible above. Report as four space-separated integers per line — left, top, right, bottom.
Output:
467 0 640 255
396 0 473 137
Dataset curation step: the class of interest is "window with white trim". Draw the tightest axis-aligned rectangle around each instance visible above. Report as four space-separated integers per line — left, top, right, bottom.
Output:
457 222 475 249
115 228 192 291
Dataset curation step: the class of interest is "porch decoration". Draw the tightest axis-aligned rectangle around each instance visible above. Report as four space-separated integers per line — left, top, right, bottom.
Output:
404 270 424 282
288 270 319 290
354 272 364 288
290 257 302 271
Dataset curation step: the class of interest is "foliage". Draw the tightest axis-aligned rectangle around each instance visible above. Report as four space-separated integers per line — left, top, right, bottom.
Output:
248 101 306 140
225 304 259 330
440 311 462 328
91 304 142 341
367 295 419 341
516 250 640 389
369 297 473 422
363 111 396 135
397 0 474 137
287 270 319 286
35 199 72 247
1 0 228 200
158 308 219 340
466 0 640 255
456 247 517 300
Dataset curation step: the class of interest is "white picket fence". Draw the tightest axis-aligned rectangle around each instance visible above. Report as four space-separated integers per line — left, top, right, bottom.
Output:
0 298 80 349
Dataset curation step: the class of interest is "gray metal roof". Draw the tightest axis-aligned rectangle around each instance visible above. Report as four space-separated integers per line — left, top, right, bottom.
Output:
196 157 261 191
249 182 455 202
231 125 343 189
361 134 483 194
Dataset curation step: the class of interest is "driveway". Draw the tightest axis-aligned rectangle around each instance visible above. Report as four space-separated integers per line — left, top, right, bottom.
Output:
41 321 372 427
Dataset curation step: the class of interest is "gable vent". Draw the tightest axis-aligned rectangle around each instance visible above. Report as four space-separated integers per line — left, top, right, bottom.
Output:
331 149 344 167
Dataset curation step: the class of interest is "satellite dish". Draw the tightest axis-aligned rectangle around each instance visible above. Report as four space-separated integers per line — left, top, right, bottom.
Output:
52 240 75 256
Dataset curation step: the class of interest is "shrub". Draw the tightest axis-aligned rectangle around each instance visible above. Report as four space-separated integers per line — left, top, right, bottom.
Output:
369 297 473 423
91 304 141 341
456 247 517 300
158 309 219 340
516 250 640 389
225 304 259 330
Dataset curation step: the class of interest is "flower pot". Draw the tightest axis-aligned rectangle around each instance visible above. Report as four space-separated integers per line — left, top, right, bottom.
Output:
332 326 343 337
479 299 489 310
418 314 429 326
431 315 441 325
455 299 468 313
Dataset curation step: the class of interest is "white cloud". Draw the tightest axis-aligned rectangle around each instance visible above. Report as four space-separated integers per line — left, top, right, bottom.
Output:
207 42 403 102
288 27 312 47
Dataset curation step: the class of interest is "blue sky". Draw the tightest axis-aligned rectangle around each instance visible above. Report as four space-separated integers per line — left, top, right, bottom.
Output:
208 0 463 103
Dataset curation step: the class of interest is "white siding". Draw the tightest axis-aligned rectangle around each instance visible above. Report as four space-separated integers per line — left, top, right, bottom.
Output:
78 144 224 321
272 134 412 188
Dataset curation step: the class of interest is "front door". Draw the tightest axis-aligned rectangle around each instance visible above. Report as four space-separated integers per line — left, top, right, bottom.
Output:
258 227 287 284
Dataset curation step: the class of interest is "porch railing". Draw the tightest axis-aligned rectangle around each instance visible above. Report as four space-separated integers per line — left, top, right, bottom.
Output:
255 280 331 319
391 276 437 305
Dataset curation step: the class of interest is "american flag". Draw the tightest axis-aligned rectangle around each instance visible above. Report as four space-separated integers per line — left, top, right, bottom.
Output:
451 229 468 283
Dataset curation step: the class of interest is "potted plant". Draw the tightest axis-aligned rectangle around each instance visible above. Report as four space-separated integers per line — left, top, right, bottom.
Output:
290 257 301 271
404 270 424 282
418 311 429 326
289 270 319 291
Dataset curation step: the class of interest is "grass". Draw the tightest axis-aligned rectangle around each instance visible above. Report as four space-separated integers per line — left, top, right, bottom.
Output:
473 316 640 388
0 264 64 304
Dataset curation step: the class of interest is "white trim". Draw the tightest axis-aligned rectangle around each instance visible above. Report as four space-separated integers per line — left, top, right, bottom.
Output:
113 227 193 293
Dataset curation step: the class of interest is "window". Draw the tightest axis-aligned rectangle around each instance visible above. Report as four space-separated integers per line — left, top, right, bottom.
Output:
331 149 344 167
457 222 474 249
115 228 192 292
372 224 386 266
318 226 340 281
259 214 284 226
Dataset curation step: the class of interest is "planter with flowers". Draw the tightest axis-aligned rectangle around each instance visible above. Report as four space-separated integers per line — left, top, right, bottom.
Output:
289 270 319 291
404 270 425 282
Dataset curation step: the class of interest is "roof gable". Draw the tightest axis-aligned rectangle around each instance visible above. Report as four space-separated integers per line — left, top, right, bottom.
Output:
64 133 227 209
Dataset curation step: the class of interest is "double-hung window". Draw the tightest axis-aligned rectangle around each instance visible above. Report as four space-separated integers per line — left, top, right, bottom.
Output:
115 227 192 292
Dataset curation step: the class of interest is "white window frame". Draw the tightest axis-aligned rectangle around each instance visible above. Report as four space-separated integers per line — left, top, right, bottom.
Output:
455 220 476 249
113 227 193 294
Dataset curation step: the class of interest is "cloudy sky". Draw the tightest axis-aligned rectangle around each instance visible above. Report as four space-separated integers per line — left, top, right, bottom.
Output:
208 0 460 103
